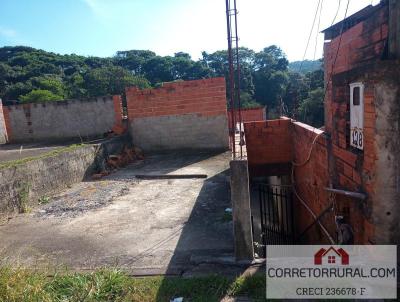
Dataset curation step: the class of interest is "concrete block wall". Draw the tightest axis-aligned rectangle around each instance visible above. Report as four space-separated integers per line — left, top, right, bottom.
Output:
3 96 123 143
0 101 8 144
126 78 229 152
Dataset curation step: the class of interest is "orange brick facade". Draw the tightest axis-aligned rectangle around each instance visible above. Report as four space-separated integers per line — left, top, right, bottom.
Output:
126 78 227 120
125 78 229 151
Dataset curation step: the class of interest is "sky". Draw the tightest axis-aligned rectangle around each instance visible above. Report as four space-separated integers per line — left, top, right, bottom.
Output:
0 0 380 62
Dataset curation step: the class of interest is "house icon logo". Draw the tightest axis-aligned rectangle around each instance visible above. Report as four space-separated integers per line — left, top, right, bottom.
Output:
314 246 349 265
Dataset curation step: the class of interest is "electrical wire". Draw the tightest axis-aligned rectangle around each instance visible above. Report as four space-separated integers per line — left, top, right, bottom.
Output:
298 0 322 73
291 0 351 244
313 0 324 60
324 0 351 98
331 0 342 26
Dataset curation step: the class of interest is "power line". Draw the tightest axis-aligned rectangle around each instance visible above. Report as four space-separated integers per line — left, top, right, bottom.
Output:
298 0 322 73
313 0 324 60
292 0 351 245
324 0 351 98
331 0 342 26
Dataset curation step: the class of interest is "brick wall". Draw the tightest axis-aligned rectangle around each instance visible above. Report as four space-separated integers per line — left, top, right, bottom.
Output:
291 122 333 243
244 118 370 243
126 77 229 152
0 101 8 144
324 4 388 133
244 4 398 244
244 119 292 165
4 96 124 143
324 5 388 77
228 107 266 130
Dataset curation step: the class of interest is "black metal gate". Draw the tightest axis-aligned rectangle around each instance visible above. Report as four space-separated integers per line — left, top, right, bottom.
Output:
251 184 294 257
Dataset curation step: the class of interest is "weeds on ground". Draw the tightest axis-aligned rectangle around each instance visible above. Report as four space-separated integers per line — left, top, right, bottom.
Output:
17 182 31 214
38 196 50 205
0 267 266 302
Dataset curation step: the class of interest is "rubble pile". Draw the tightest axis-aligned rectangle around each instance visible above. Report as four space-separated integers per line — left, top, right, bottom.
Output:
92 146 144 180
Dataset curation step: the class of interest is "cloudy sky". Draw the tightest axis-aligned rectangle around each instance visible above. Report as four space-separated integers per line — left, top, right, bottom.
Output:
0 0 379 61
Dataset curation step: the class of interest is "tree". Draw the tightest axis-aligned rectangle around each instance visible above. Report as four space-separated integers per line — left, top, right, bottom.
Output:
30 76 66 98
253 46 289 108
20 89 63 103
114 50 156 75
298 87 325 127
85 66 150 96
143 56 174 84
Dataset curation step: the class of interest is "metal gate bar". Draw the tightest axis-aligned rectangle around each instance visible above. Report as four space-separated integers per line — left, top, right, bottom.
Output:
252 184 295 257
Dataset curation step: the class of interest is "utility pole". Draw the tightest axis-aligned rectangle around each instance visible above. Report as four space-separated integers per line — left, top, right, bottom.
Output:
225 0 242 158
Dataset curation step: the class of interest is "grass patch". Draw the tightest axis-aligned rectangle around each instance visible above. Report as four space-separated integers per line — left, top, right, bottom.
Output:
0 144 86 170
0 267 266 301
38 196 50 205
17 182 31 213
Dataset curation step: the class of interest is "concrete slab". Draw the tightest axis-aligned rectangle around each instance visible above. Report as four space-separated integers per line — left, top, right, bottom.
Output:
0 151 234 275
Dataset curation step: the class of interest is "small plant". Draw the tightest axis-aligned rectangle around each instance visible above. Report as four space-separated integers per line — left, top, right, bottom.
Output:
17 182 31 213
38 196 50 205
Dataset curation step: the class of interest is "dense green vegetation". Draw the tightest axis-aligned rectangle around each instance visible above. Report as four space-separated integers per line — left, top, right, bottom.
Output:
0 46 324 126
288 59 322 74
0 267 265 301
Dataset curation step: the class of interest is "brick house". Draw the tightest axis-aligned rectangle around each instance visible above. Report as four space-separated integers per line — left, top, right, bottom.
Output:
243 0 400 245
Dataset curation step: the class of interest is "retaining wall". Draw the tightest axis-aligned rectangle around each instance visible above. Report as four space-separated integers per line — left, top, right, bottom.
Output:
0 135 130 214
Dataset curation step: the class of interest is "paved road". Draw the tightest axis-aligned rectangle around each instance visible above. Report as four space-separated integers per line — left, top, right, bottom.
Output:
0 151 234 275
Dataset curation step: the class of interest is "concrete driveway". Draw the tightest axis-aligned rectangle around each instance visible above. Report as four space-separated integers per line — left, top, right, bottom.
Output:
0 151 234 275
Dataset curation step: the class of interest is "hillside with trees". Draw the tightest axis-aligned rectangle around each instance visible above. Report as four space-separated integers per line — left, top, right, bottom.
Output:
0 46 324 127
288 59 322 74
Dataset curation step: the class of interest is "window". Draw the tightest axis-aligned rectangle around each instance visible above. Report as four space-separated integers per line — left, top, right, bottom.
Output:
353 87 360 105
328 256 336 264
349 83 364 150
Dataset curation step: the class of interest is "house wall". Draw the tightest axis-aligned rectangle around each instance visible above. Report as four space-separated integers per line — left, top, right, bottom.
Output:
244 3 400 245
324 4 389 133
3 96 124 143
126 78 229 152
0 101 8 144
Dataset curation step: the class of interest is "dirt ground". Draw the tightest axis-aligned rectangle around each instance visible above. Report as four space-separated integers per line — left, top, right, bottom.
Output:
0 151 235 275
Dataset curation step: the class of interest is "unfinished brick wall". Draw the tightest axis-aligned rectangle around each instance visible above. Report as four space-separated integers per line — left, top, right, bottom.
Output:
324 4 388 133
126 78 229 152
244 118 371 243
4 96 124 143
322 3 393 243
0 101 8 144
291 122 334 243
244 119 292 167
228 107 266 130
